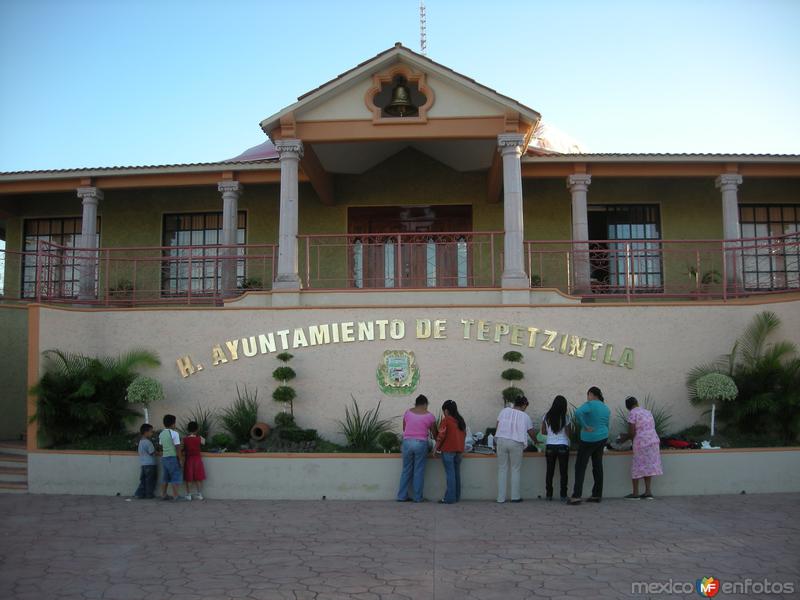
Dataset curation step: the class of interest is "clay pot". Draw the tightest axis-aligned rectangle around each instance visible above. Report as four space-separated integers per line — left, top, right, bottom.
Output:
250 422 271 441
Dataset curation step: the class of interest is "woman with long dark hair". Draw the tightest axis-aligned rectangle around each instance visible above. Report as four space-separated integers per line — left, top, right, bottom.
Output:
435 400 467 504
568 386 610 505
540 395 571 501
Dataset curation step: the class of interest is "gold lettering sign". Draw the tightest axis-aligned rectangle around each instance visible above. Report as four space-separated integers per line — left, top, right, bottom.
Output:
176 317 635 378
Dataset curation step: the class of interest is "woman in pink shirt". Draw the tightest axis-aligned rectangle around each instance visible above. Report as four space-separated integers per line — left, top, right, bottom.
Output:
396 395 438 502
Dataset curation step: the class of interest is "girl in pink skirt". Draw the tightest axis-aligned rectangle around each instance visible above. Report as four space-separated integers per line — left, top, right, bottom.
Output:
619 396 663 500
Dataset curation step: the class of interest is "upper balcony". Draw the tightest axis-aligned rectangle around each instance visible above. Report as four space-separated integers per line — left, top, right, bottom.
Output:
1 231 797 307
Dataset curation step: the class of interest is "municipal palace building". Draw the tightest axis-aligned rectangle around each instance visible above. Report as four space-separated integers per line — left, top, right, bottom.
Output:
1 43 799 446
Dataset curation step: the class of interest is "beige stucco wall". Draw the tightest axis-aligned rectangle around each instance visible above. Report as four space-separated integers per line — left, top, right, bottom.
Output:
27 448 800 499
32 298 800 445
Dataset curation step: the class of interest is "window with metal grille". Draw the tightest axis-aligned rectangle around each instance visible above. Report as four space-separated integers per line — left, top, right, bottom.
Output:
588 204 662 292
739 204 799 290
22 217 100 298
162 212 246 295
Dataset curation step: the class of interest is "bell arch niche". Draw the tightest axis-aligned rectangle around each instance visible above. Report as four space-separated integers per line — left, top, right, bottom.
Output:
365 65 435 123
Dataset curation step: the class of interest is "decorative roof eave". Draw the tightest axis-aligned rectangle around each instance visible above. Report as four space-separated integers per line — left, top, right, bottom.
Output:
259 43 542 137
522 153 800 163
0 159 280 182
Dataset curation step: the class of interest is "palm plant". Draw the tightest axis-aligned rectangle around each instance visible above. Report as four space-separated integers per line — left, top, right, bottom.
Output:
31 348 160 445
686 311 800 443
338 396 393 451
220 385 260 446
614 395 673 438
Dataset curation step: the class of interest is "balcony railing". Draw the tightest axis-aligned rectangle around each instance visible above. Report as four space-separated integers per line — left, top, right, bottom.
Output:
0 232 797 306
0 241 277 306
298 231 503 290
525 232 800 300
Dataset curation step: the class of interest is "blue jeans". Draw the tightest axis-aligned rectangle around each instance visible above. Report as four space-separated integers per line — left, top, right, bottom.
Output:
441 451 462 503
397 439 429 501
134 465 157 498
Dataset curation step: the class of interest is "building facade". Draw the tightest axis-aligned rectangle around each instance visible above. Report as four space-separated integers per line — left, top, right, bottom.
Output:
1 44 799 443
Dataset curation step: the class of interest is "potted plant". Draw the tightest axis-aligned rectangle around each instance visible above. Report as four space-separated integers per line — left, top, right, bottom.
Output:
272 352 297 416
126 375 165 424
501 351 525 406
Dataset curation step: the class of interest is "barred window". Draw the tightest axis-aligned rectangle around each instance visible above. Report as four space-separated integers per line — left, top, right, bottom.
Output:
739 204 799 290
162 212 246 295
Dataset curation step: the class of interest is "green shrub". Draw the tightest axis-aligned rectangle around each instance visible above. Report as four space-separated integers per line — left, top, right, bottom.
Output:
501 368 524 381
179 404 216 439
695 373 738 403
125 376 164 407
274 412 296 429
272 386 297 405
272 366 296 382
280 428 317 443
272 353 298 416
220 385 260 446
377 431 400 452
502 386 525 404
31 349 160 446
210 433 234 449
502 351 523 363
338 396 393 451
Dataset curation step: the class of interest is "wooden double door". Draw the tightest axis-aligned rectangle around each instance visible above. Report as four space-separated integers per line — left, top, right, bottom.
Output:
348 205 472 288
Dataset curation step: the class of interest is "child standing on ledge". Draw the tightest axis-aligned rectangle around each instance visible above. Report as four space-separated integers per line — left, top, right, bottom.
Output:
183 421 206 500
159 414 190 501
134 423 157 499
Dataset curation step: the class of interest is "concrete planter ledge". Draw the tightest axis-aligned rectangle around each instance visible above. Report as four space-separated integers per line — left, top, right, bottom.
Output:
28 447 800 500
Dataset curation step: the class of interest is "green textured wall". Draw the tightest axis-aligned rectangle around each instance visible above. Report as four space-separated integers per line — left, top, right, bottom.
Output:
0 306 28 439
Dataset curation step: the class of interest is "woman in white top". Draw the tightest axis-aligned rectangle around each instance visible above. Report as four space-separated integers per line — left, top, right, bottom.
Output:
494 395 537 503
540 395 572 502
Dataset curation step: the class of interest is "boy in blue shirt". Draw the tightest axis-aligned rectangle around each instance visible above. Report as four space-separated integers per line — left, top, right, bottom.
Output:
133 424 157 499
568 386 611 504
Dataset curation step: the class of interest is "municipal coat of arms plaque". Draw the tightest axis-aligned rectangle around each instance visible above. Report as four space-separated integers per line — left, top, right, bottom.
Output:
376 350 419 395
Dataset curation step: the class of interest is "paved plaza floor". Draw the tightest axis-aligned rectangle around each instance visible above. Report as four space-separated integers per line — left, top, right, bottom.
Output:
0 493 798 600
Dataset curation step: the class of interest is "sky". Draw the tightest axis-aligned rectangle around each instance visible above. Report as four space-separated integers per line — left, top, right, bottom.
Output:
0 0 799 172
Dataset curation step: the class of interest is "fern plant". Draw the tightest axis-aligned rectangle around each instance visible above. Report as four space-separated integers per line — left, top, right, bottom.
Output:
179 404 217 440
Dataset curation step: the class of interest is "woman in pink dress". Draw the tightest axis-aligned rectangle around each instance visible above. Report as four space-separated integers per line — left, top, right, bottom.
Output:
619 396 662 500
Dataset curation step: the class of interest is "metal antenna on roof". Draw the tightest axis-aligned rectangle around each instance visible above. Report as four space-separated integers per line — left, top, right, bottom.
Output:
419 0 427 55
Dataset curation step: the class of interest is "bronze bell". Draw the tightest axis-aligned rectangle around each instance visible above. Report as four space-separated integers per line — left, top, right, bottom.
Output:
384 80 418 117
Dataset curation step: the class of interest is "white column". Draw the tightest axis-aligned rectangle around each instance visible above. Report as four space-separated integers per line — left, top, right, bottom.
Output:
218 181 243 296
567 174 592 293
274 139 304 290
715 174 743 286
498 133 529 288
76 186 103 300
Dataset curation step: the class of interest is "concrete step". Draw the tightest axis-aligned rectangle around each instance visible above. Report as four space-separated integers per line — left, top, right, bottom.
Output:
0 453 27 469
0 482 27 494
0 466 27 483
0 442 27 457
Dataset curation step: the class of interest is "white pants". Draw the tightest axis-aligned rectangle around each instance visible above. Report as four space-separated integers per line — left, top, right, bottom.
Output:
496 437 524 502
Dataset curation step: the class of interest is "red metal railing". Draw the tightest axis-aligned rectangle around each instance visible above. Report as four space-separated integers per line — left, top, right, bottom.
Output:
525 232 800 300
1 232 797 306
298 231 504 290
11 241 277 306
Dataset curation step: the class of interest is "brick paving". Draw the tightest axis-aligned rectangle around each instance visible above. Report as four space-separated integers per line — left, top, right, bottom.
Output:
0 493 798 599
